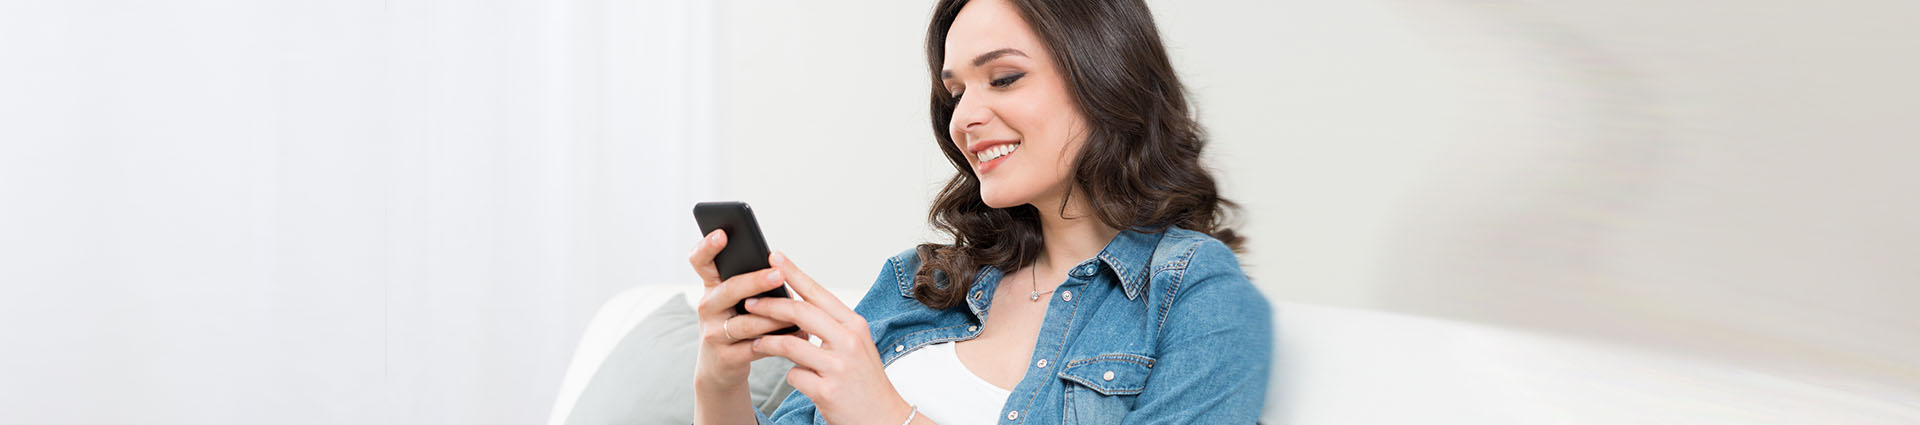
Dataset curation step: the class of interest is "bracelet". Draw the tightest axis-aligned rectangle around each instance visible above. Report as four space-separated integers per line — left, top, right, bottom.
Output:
897 405 919 425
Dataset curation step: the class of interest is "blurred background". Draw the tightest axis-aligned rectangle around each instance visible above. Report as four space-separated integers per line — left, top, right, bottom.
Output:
1 0 1915 424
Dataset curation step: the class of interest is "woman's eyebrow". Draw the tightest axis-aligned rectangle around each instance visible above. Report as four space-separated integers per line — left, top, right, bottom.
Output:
940 48 1030 79
971 48 1027 67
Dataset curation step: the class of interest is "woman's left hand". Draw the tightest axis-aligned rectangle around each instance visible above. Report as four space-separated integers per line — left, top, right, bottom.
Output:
747 251 917 425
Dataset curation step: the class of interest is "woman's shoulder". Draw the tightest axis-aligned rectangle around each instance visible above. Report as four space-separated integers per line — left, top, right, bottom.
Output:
1142 227 1259 308
1147 226 1242 272
877 247 923 297
845 248 927 313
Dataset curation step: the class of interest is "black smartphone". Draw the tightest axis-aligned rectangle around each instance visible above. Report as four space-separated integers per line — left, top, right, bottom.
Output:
693 201 799 335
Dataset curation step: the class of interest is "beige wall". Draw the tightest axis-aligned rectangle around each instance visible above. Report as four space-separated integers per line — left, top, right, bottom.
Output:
703 0 1919 396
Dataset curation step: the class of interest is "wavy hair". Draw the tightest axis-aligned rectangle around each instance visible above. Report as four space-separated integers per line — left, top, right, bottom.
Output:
913 0 1242 310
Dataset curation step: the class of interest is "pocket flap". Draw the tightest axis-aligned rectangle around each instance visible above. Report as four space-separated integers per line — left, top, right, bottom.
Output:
1056 354 1155 396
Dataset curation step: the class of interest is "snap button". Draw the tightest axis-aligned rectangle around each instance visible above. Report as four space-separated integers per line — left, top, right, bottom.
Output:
1036 359 1048 368
894 345 904 353
1007 410 1019 420
1061 290 1072 301
1103 370 1115 381
968 325 979 332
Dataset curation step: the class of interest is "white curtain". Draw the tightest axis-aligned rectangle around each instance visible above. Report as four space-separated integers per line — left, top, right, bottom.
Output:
0 1 713 424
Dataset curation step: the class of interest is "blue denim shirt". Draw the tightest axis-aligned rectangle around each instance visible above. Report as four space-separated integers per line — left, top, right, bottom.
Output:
757 227 1271 424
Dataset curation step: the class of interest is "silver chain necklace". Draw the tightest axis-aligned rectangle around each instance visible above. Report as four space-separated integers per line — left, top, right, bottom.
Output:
1028 261 1055 302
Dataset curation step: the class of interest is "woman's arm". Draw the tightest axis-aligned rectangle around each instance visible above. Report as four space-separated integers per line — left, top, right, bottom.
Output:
1125 241 1274 423
688 231 806 425
691 382 758 425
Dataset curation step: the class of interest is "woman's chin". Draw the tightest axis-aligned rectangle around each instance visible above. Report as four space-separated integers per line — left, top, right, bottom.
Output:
977 189 1026 209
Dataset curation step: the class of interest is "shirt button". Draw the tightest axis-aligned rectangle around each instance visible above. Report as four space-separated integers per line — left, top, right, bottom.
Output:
1036 359 1048 368
1061 290 1072 301
894 345 904 353
968 325 979 332
1103 370 1116 381
1007 410 1019 420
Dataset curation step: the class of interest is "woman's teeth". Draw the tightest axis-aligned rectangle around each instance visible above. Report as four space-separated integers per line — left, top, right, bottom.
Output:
979 143 1021 162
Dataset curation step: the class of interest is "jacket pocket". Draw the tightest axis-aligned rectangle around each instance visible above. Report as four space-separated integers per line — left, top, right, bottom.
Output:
1057 354 1154 424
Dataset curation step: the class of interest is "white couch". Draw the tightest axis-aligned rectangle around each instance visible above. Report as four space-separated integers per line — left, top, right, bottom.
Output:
550 285 1920 425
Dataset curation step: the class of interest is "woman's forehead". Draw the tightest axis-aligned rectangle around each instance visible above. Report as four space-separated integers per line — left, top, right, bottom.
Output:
942 0 1043 71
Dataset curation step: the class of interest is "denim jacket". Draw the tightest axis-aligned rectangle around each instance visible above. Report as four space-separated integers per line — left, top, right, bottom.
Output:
757 227 1272 424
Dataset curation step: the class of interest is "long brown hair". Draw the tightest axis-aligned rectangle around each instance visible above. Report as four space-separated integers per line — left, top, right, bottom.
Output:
913 0 1242 310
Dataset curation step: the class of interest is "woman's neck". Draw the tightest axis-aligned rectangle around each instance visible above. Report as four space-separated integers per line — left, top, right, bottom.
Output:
1030 190 1120 279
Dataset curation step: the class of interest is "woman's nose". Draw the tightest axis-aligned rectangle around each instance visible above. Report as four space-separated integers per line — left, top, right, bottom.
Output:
951 97 991 135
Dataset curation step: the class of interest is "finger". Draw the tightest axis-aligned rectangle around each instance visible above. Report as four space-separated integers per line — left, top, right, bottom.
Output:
698 268 777 317
697 269 778 317
784 365 823 396
755 335 838 373
743 295 848 345
721 313 798 340
768 251 861 323
712 335 774 365
688 230 728 287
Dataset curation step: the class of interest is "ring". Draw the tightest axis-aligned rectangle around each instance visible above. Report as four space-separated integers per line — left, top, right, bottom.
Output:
722 315 741 341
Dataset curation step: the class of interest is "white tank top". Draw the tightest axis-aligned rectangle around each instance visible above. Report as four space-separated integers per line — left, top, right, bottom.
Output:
884 341 1013 425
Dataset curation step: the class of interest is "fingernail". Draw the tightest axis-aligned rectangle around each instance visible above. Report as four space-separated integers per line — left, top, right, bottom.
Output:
745 298 759 308
708 232 721 242
770 251 786 265
767 270 783 283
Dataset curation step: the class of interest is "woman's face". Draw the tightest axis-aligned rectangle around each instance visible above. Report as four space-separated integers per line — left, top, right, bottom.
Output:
941 0 1089 209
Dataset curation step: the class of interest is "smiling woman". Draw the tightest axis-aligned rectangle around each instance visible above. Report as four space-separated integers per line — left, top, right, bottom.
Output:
916 0 1242 312
689 0 1269 424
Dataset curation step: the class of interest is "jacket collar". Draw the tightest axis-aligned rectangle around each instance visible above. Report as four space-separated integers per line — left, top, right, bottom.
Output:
1094 227 1164 300
964 227 1165 317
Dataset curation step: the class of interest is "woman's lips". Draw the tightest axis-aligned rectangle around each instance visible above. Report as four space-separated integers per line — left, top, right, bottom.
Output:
977 153 1009 174
974 142 1020 174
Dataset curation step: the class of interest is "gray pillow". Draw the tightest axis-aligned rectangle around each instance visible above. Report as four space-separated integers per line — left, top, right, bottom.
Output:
564 293 797 425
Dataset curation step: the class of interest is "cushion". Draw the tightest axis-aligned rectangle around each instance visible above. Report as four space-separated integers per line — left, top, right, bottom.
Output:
563 293 796 425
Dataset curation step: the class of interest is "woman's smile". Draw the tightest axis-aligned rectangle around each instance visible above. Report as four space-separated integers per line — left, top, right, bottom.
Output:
970 140 1021 173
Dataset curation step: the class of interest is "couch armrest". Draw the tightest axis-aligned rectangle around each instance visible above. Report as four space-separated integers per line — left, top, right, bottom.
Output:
547 285 697 425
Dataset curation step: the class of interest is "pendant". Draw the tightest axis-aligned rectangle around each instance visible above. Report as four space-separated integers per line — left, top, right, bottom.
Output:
1029 291 1041 301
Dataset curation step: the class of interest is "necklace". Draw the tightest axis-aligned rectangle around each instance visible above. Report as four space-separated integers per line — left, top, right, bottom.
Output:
1028 262 1055 302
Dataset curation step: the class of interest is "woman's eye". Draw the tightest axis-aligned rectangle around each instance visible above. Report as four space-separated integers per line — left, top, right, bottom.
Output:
990 72 1026 88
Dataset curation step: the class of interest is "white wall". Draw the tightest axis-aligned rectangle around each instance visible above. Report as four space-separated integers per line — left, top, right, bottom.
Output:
706 0 1919 400
0 1 716 424
696 2 951 293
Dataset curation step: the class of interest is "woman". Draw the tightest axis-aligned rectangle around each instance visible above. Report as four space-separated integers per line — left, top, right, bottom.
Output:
690 0 1270 423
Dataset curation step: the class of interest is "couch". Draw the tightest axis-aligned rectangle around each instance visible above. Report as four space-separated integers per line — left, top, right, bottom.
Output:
547 285 1919 424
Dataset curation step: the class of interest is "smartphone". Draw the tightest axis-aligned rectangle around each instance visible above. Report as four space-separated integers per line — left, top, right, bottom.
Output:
693 201 799 335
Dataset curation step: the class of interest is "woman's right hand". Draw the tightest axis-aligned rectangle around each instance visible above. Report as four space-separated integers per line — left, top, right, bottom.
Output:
689 229 804 393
